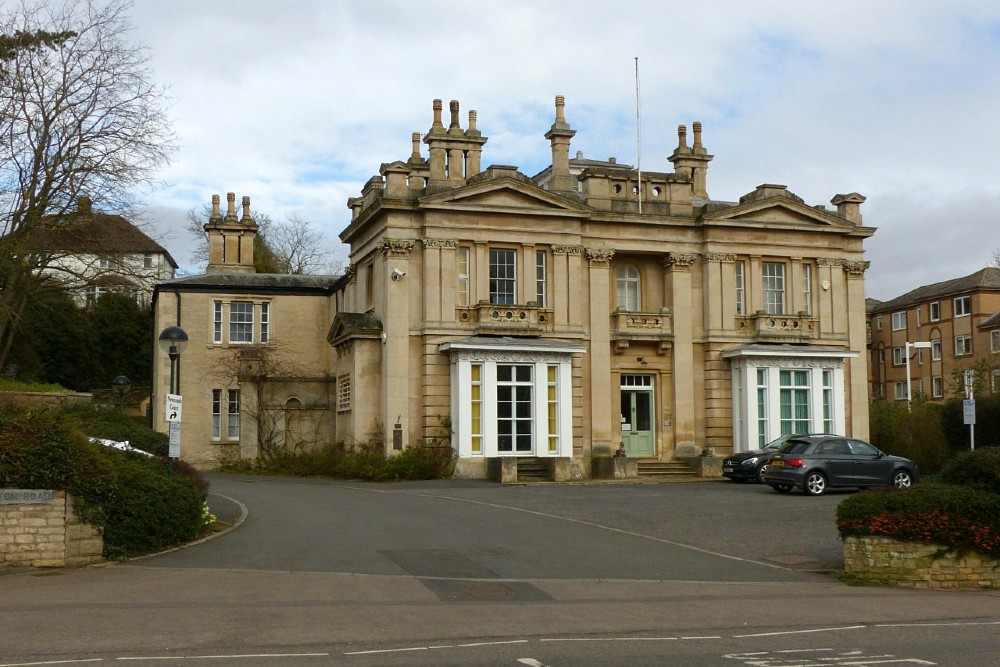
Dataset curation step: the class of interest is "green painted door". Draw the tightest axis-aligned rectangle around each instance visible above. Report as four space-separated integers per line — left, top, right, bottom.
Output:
620 375 655 457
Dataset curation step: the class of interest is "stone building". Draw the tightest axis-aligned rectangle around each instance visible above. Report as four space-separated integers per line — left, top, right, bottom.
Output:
153 97 874 476
868 267 1000 402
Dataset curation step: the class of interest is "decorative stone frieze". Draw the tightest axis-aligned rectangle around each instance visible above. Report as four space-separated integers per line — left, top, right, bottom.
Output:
816 258 844 267
422 238 458 249
378 238 416 256
843 260 870 276
552 244 584 255
727 355 842 370
703 252 736 263
585 248 615 264
664 252 698 268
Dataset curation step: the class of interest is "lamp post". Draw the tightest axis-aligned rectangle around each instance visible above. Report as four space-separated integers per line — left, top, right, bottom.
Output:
158 326 188 459
112 375 130 410
158 326 188 396
905 341 933 411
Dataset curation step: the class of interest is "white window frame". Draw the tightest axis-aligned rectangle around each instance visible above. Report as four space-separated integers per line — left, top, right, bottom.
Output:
337 375 351 413
226 389 240 439
932 338 942 361
762 261 786 315
535 250 547 308
489 248 517 306
892 347 905 366
802 264 812 315
954 296 971 317
457 246 470 307
260 302 270 343
894 382 906 401
726 352 851 453
992 369 1000 393
955 334 973 356
445 345 578 459
929 301 940 322
991 330 1000 353
891 311 906 331
211 389 222 440
229 301 254 344
932 376 944 398
213 301 223 344
735 260 746 316
616 265 641 312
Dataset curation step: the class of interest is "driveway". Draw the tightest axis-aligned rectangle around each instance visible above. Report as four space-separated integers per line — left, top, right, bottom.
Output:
133 474 845 581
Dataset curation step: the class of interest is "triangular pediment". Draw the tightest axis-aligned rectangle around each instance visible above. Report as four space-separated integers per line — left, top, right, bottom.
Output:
420 171 591 216
326 309 382 345
704 196 852 229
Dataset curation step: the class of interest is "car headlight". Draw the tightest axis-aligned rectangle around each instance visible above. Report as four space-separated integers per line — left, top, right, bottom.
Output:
742 457 759 466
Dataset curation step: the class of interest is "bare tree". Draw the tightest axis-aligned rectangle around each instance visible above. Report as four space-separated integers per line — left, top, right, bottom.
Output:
269 214 337 275
992 247 1000 268
0 0 173 368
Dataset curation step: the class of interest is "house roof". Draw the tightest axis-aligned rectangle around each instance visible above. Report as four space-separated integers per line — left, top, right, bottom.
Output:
30 208 178 269
156 272 340 295
980 310 1000 329
869 267 1000 313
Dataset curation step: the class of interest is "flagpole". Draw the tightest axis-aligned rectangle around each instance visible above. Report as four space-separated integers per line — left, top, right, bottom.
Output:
635 56 642 214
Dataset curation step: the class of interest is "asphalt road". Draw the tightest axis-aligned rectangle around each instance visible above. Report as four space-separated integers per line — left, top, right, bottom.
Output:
3 474 999 666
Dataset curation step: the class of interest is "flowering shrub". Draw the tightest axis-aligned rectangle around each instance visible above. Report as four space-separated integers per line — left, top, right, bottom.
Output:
837 484 1000 557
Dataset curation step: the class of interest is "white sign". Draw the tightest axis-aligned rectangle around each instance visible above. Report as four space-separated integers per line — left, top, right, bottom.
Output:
963 399 976 425
165 393 183 422
168 421 180 458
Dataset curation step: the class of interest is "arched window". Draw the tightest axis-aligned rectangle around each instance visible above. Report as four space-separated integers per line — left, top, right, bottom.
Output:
616 265 641 311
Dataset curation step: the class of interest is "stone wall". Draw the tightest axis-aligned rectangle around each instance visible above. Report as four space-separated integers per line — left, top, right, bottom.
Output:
0 490 103 568
843 535 1000 589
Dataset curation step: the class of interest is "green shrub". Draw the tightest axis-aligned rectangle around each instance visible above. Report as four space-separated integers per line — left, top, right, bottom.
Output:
868 399 949 473
0 407 205 560
65 403 168 456
837 484 1000 557
940 447 1000 495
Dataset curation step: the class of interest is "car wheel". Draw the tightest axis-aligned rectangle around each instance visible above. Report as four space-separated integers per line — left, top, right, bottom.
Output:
892 470 913 489
804 472 827 496
770 483 793 494
757 463 769 484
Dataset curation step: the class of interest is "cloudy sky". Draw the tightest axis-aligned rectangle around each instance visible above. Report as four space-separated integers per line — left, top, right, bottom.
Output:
117 0 1000 300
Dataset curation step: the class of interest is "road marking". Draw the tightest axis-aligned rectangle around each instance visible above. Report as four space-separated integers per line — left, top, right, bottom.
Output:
0 660 103 666
516 660 547 666
117 654 329 661
734 625 866 638
345 640 527 656
541 637 679 642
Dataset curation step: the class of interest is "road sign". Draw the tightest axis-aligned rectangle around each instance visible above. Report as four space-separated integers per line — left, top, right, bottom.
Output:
963 399 976 425
165 393 183 422
168 421 180 458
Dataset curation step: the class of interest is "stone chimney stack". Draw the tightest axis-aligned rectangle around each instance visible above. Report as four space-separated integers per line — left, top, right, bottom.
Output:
668 120 713 200
205 192 258 274
423 98 487 189
425 99 447 185
76 195 92 214
545 95 577 192
831 193 866 225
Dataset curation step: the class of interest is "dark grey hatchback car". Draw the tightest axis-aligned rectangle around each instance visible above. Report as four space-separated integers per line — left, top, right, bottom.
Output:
763 435 919 496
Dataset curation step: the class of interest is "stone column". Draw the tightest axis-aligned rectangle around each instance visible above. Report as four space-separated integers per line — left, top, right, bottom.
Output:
844 260 871 440
665 252 699 453
586 248 615 456
379 239 415 455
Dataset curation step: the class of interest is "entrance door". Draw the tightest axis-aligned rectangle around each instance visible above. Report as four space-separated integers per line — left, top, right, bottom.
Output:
620 374 655 456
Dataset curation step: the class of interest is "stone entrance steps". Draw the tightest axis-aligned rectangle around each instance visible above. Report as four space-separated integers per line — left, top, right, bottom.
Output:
637 459 698 479
516 458 550 482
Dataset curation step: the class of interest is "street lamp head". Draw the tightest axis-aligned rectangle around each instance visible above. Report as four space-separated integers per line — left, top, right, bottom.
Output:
112 375 131 398
158 325 189 357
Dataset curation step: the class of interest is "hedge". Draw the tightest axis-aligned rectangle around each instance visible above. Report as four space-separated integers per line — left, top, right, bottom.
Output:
837 483 1000 558
0 407 205 560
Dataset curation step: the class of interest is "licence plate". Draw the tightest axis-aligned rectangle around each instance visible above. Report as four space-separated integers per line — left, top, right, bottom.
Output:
723 466 733 473
771 460 784 467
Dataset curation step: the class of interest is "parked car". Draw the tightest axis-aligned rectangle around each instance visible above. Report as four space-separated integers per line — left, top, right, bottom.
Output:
763 435 919 496
722 434 808 483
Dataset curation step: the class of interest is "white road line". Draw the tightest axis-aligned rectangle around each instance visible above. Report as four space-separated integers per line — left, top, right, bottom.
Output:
734 625 866 637
541 637 679 642
118 654 328 661
0 660 103 667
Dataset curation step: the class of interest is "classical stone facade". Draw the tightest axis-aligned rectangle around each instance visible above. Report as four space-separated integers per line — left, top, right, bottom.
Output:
153 96 874 476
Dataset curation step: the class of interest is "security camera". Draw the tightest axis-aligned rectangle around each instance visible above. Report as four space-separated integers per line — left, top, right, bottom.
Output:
391 268 406 281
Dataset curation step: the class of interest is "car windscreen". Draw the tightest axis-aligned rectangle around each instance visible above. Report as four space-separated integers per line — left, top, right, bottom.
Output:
777 440 813 454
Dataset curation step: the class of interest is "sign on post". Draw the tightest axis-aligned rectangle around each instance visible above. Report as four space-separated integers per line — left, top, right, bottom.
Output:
963 399 976 425
168 421 181 458
165 394 183 422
